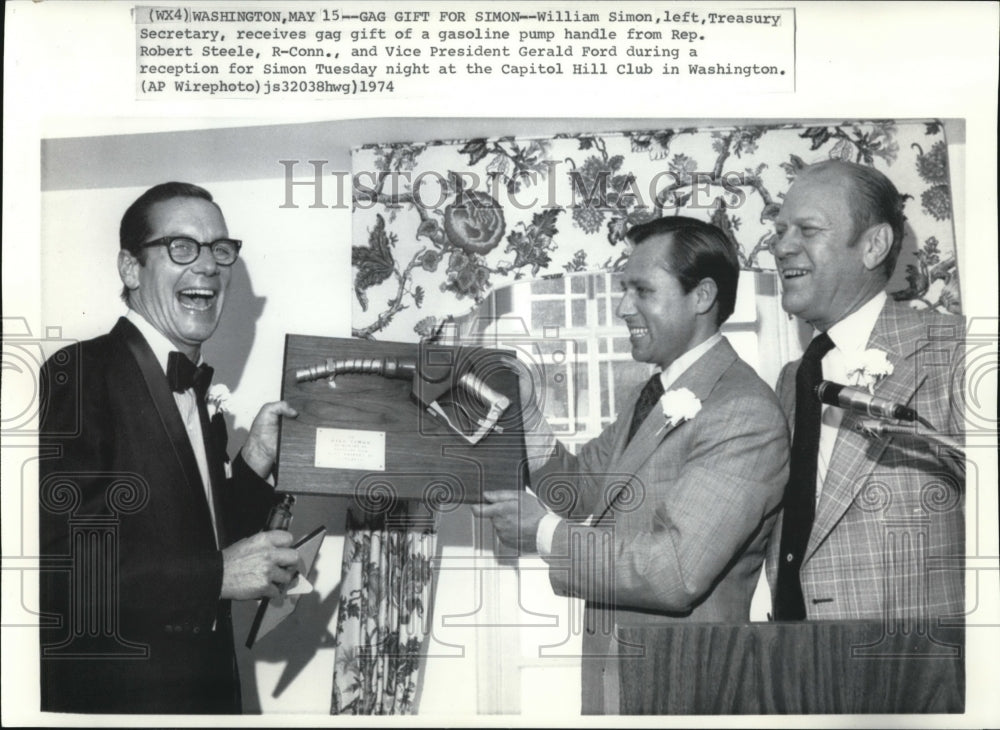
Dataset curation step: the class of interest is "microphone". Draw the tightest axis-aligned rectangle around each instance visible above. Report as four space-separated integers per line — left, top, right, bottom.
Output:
814 380 918 422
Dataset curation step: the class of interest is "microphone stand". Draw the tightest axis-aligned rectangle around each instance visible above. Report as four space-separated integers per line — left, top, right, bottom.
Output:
855 418 965 459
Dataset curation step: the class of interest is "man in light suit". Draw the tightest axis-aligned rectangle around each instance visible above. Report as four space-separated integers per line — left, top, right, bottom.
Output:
766 160 964 621
475 216 790 714
39 182 300 713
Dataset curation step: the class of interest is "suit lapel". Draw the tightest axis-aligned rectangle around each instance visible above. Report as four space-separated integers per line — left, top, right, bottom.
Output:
806 301 932 558
114 318 217 532
596 339 737 522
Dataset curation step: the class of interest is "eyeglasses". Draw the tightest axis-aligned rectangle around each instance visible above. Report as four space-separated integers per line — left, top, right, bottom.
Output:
137 236 242 266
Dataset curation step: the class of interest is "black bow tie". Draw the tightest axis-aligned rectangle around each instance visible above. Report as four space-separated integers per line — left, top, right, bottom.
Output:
166 351 214 399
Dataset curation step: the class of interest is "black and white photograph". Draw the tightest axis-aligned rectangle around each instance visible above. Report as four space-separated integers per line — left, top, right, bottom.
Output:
2 1 997 726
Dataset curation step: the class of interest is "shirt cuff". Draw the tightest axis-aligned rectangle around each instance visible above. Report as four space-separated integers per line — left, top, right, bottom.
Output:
536 512 562 557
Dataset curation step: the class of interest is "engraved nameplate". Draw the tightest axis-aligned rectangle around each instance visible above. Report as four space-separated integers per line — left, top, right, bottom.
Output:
314 427 385 471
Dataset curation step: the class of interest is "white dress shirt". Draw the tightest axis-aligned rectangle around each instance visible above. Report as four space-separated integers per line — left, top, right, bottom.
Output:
535 333 724 556
814 291 887 504
126 310 219 545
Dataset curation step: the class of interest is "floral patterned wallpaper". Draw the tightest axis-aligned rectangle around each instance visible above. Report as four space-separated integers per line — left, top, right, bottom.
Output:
351 121 960 342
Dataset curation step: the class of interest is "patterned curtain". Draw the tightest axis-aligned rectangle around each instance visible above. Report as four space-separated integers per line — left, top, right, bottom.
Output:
351 120 959 343
331 504 437 715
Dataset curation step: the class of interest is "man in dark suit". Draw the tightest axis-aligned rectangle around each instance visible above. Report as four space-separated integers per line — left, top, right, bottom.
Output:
474 217 790 713
766 160 964 621
39 182 300 713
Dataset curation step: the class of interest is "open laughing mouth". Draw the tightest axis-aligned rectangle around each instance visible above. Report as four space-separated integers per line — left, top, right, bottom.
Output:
628 325 649 340
177 288 217 311
780 267 810 281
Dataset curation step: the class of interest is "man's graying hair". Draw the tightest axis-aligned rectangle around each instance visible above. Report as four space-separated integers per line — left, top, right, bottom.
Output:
798 160 908 278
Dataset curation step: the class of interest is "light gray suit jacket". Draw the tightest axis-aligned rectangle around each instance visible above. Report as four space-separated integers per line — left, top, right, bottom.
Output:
765 299 965 620
533 337 789 713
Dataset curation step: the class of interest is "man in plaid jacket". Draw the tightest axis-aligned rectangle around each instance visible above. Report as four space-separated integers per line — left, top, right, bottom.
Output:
476 216 790 713
766 160 964 621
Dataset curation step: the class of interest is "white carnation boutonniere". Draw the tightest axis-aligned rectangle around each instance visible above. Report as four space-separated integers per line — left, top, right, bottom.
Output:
659 387 702 430
845 349 895 393
206 384 232 418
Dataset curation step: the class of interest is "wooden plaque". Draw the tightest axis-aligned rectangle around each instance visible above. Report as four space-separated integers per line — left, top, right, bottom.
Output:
275 335 529 503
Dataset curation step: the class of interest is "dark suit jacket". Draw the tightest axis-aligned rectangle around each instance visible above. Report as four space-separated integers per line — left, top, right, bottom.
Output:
766 299 965 619
39 317 275 714
534 338 790 713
